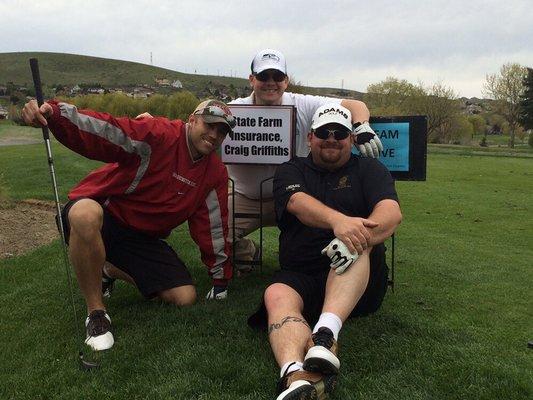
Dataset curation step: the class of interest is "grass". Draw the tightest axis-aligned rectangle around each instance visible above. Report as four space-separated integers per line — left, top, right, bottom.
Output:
0 138 532 399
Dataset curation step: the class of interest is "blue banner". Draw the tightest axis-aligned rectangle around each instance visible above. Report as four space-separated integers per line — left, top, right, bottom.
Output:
353 122 410 171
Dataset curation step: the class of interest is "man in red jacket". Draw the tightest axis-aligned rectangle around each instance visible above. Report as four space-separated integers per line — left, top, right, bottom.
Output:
22 99 236 352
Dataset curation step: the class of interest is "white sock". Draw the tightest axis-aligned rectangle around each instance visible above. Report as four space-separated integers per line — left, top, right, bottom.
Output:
313 312 342 340
280 361 303 378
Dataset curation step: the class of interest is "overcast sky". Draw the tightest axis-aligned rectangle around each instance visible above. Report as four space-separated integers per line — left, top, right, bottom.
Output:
1 0 531 98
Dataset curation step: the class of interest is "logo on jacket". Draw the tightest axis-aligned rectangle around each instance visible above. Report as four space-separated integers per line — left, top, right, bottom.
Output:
285 183 301 192
173 173 197 187
333 176 351 190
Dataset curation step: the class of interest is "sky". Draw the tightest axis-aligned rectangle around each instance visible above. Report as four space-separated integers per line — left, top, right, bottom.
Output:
1 0 532 98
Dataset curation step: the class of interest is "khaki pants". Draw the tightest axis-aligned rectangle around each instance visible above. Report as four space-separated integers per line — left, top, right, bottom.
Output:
228 191 277 267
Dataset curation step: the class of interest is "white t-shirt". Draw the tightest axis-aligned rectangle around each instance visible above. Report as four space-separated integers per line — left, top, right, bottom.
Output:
227 92 342 199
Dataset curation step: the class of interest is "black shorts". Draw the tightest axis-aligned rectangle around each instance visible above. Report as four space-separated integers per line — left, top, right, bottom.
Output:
59 198 193 298
247 244 389 331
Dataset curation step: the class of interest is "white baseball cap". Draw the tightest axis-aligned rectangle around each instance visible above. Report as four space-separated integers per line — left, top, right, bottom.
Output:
311 104 352 131
251 49 287 75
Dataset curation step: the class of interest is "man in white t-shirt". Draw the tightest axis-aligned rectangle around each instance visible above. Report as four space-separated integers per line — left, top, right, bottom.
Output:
228 49 383 271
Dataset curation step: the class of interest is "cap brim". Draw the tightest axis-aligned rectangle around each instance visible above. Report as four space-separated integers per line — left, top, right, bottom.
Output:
312 121 352 131
199 115 233 132
254 64 286 74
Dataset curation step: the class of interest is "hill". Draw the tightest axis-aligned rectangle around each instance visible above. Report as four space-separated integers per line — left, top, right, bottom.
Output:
0 52 249 93
0 51 363 99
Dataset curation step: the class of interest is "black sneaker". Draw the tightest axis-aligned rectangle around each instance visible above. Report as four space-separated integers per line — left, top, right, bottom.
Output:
303 327 340 374
85 310 114 351
102 271 115 298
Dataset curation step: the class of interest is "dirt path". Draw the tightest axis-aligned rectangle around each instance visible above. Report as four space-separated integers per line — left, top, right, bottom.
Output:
0 199 59 259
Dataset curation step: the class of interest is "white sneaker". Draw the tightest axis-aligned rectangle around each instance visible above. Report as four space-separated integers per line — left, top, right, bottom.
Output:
85 310 114 351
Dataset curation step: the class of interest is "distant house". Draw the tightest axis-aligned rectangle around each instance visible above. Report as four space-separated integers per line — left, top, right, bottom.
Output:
133 87 153 99
0 106 9 120
87 88 105 94
155 78 171 87
70 85 81 95
172 79 183 89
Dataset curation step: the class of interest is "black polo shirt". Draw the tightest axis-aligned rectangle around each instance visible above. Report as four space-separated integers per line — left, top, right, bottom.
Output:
273 154 399 274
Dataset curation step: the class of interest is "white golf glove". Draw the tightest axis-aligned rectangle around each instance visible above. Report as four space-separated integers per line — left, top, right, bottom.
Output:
206 285 228 300
353 122 383 158
321 238 359 275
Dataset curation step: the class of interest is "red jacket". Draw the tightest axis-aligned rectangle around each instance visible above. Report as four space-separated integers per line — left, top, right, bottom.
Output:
47 101 232 284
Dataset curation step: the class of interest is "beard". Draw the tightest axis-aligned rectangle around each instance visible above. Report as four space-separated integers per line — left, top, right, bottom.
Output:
318 143 343 164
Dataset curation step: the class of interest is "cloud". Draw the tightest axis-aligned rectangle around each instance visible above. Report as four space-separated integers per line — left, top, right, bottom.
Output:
1 0 532 97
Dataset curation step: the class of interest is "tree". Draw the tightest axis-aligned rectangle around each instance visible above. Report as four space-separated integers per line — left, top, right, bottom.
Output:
365 78 462 143
417 83 461 143
287 75 305 94
519 67 533 130
468 114 486 136
484 63 527 148
365 77 425 116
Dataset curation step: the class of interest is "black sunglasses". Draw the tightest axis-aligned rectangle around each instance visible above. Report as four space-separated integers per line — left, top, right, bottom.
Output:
313 127 351 141
254 70 287 82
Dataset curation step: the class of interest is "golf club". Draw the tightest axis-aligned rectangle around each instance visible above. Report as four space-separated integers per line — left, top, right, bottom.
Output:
29 58 99 370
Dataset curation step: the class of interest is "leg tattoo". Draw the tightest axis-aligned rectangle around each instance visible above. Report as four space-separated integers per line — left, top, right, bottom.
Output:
268 316 310 335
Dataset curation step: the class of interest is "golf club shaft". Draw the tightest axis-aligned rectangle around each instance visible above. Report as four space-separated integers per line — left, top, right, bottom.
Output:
29 57 80 332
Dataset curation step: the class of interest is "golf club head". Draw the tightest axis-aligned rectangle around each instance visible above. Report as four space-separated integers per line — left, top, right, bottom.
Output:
79 350 100 371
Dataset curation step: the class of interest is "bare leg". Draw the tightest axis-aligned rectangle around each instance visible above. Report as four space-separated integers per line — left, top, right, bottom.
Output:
228 192 276 266
67 199 106 313
103 262 135 285
322 249 371 322
157 285 196 306
264 283 311 367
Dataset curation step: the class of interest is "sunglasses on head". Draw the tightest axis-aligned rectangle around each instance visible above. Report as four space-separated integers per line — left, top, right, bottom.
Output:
313 127 351 141
194 105 236 128
254 70 287 82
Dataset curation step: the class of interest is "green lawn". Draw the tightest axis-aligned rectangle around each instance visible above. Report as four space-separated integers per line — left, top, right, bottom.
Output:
0 140 532 399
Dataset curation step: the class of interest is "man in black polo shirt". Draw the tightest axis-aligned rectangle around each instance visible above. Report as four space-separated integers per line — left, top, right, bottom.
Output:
248 104 402 400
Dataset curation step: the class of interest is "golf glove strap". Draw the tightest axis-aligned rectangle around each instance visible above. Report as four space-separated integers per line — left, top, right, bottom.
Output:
353 122 383 158
206 285 228 300
321 238 358 275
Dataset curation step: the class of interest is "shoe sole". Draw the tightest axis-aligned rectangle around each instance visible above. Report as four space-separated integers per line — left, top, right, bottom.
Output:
304 346 340 375
85 331 114 351
276 382 318 400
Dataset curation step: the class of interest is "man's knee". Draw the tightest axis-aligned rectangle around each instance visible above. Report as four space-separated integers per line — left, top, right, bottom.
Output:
68 199 104 239
264 283 301 311
158 285 197 306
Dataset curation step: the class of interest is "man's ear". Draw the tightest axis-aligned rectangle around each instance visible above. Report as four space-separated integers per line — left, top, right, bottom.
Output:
249 74 255 87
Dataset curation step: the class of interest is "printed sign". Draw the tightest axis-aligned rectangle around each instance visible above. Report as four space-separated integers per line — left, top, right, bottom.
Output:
364 116 427 181
371 122 410 171
222 105 295 164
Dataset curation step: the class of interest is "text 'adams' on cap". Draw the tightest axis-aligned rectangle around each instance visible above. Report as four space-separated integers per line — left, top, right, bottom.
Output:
311 104 352 131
